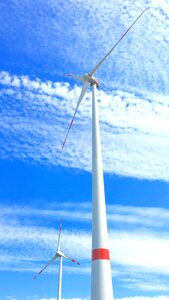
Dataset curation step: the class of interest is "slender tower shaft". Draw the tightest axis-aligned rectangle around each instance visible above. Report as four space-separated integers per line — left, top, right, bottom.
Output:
91 83 113 300
57 256 63 300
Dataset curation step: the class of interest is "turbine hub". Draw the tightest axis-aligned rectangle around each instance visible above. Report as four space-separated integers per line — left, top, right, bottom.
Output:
84 74 100 87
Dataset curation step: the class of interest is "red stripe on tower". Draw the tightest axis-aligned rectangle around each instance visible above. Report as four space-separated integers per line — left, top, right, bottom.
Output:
92 248 110 261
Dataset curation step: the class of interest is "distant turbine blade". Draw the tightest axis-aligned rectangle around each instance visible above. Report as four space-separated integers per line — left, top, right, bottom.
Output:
88 8 149 77
63 252 80 265
62 81 90 149
57 220 62 251
64 74 85 83
33 254 59 279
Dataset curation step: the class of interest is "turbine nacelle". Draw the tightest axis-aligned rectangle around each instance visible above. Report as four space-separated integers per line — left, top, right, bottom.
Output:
56 249 69 259
64 73 100 87
84 74 100 88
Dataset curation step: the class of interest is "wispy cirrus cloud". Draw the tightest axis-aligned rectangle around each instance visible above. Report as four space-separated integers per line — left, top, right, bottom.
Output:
1 0 169 94
1 1 169 300
4 297 89 300
2 202 169 228
4 296 169 300
1 203 169 292
1 71 169 181
116 297 169 300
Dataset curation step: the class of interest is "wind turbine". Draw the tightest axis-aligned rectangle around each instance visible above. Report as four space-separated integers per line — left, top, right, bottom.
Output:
33 221 80 300
62 8 148 300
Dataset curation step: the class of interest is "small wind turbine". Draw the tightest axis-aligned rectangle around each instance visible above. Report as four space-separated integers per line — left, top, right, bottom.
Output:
62 8 148 300
33 221 80 300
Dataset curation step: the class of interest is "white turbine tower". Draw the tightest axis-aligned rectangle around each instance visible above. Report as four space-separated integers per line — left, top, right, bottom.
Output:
33 221 80 300
62 9 148 300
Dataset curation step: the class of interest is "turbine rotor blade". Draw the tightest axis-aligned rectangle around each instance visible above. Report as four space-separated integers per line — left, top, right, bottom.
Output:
33 254 59 279
88 8 149 77
57 219 62 251
62 81 90 149
63 252 80 265
64 74 85 83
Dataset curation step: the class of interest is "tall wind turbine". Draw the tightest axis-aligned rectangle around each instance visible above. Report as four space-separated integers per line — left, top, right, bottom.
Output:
33 221 80 300
62 9 148 300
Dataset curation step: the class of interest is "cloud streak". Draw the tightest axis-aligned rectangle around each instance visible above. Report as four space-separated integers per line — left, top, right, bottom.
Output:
3 295 169 300
1 203 169 293
1 72 169 181
1 0 169 94
1 1 169 299
2 202 169 228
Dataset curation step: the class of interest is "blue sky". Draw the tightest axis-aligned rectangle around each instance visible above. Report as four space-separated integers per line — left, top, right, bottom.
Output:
0 0 169 299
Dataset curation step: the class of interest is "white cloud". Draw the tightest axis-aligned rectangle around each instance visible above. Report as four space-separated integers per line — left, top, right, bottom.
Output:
116 297 169 300
2 202 169 228
133 282 169 292
14 0 167 94
107 205 169 227
5 296 169 300
41 298 90 300
1 203 169 292
2 202 169 297
1 1 169 299
1 72 169 181
109 231 169 275
39 298 89 300
5 297 89 300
